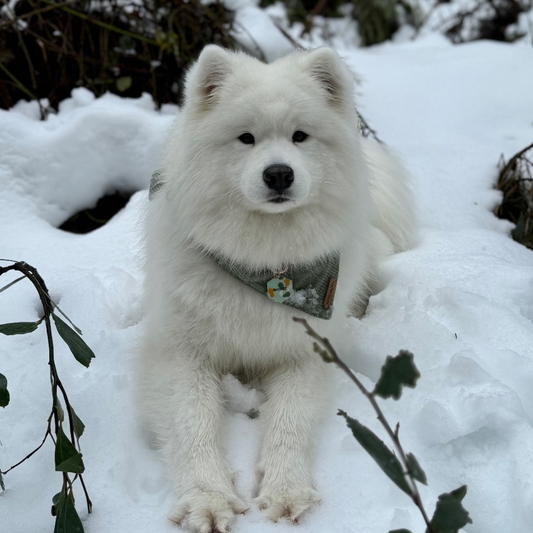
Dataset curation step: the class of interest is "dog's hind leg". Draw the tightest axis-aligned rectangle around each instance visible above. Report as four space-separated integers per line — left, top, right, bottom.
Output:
253 358 330 522
157 355 248 532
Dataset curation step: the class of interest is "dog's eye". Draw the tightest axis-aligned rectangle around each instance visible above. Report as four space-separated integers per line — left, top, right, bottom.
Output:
292 131 308 143
238 133 255 145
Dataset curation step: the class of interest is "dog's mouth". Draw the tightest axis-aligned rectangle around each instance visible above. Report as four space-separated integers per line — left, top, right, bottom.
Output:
254 193 299 213
268 196 291 204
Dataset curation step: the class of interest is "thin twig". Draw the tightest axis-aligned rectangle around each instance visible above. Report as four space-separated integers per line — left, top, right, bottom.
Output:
293 317 434 530
310 0 330 18
233 21 267 62
0 0 81 30
79 473 93 513
0 261 92 514
0 62 39 102
39 0 159 45
358 111 385 144
272 20 304 49
500 142 533 181
1 414 53 474
411 0 439 39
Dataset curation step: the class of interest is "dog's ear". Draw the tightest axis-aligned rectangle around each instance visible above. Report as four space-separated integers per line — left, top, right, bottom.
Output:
305 47 354 106
185 45 232 109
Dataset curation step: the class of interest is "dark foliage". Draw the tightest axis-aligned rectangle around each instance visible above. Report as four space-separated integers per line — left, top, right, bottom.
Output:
0 260 96 531
260 0 407 46
434 0 533 43
495 142 533 250
0 0 234 112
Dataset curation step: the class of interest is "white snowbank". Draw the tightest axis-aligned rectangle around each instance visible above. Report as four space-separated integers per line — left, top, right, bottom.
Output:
3 89 173 227
232 6 295 61
1 25 533 533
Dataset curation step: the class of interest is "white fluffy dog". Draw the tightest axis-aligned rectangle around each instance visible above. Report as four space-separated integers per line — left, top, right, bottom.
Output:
137 45 416 533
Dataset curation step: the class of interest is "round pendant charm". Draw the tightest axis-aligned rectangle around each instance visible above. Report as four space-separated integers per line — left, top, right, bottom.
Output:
266 277 293 303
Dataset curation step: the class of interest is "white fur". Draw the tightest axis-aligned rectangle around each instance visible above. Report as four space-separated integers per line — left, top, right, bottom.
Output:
137 46 416 532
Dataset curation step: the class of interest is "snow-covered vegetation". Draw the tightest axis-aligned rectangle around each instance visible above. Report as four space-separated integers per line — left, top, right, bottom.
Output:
1 1 533 532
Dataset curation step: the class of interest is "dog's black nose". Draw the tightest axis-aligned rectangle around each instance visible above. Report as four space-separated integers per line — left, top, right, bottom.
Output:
263 165 294 192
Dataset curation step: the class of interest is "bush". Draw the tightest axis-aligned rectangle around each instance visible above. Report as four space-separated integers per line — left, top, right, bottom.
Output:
261 0 408 46
495 142 533 250
0 0 235 112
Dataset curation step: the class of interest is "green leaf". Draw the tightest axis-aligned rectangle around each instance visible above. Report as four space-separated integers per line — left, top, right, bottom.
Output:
0 373 9 408
53 490 84 533
406 452 427 485
389 530 413 533
71 407 85 439
283 292 291 297
116 76 132 92
450 485 467 501
52 314 95 368
55 426 85 474
430 485 472 533
338 410 412 496
51 491 63 516
373 350 420 400
56 401 85 440
0 320 40 335
52 493 58 516
0 470 5 491
278 282 284 289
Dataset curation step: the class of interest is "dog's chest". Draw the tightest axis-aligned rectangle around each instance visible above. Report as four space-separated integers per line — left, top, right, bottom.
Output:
173 257 342 366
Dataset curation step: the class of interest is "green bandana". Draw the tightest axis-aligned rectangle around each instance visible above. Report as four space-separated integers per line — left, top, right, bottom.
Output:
149 170 339 320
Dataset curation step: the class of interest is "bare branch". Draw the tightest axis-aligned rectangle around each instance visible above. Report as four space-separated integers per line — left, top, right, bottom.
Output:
293 317 433 530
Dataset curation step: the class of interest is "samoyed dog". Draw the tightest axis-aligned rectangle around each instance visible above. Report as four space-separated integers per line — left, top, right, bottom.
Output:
138 45 415 532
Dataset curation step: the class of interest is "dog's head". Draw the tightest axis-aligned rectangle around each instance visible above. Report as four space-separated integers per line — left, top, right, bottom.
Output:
163 46 369 266
179 46 360 213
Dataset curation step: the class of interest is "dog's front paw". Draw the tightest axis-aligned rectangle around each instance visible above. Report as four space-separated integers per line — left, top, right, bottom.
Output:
253 487 320 523
169 489 248 533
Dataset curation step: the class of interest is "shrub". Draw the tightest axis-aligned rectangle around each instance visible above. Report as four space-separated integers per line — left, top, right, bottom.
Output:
0 0 234 112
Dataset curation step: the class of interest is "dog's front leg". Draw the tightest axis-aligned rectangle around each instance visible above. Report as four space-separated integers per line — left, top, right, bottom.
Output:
164 357 248 532
254 359 329 522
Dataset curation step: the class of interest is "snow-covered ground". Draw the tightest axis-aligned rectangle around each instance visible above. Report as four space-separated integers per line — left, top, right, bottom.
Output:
1 9 533 533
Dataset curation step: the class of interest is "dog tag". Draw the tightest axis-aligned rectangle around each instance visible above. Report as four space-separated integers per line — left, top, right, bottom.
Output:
266 277 293 303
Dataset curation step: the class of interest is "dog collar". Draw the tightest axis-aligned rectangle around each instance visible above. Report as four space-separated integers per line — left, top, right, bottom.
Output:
149 170 339 320
210 251 339 320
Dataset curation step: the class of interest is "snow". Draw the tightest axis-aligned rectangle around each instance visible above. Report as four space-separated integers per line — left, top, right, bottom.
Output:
2 9 533 533
288 287 319 307
232 6 295 61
